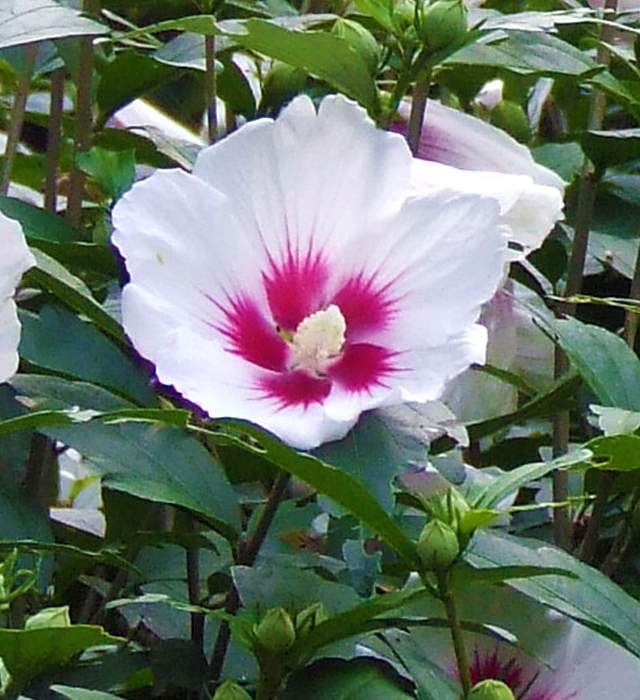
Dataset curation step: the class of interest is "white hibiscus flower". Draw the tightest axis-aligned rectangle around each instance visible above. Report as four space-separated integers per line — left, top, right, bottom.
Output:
112 94 513 449
0 212 34 383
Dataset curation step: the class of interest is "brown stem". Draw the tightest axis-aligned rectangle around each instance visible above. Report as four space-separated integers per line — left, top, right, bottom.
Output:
66 0 99 225
602 477 640 577
208 470 291 683
552 314 571 550
579 470 614 563
1 43 38 195
44 67 65 212
187 546 205 652
405 78 429 155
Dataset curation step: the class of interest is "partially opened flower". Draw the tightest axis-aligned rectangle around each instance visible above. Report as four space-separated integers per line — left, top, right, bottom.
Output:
393 99 564 258
0 212 34 383
112 94 510 449
368 582 640 700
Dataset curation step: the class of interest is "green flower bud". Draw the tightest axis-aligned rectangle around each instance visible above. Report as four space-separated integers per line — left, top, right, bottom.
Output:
416 519 459 572
490 100 531 144
254 607 296 654
468 679 516 700
213 680 253 700
419 0 467 52
261 62 308 112
332 18 380 74
295 601 328 637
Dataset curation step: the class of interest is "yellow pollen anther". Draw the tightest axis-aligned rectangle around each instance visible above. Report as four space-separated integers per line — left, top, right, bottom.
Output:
289 304 346 375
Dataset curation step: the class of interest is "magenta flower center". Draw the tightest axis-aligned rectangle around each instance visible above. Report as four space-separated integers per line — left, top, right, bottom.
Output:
209 247 400 409
468 647 577 700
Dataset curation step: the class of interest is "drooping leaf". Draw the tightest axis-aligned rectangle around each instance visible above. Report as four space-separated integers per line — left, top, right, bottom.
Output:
205 422 418 566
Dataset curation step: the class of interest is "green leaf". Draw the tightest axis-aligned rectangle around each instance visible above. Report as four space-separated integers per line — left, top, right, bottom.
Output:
0 409 95 438
378 629 461 700
281 657 415 699
0 0 107 50
0 620 121 689
582 434 640 472
463 374 580 443
0 473 53 581
451 563 575 588
76 147 136 200
232 558 359 615
540 316 640 411
25 248 125 343
352 0 395 33
10 375 133 413
44 421 240 538
591 404 640 436
447 30 599 76
580 129 640 168
314 410 422 512
0 195 77 242
97 49 178 121
471 449 592 509
218 58 257 116
293 587 430 660
467 529 640 658
206 422 418 566
51 686 126 700
19 305 153 406
225 19 377 112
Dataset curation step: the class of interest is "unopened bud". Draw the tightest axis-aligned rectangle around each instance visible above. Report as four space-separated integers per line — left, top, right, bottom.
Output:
393 0 417 32
468 679 516 700
213 681 253 700
419 0 467 52
416 519 459 572
490 100 530 144
332 18 380 74
261 62 307 112
254 607 296 654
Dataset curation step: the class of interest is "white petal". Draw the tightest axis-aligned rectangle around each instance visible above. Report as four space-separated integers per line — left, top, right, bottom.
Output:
402 98 565 190
193 94 412 262
0 299 21 384
372 189 508 347
0 212 34 383
112 169 268 323
410 159 563 257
